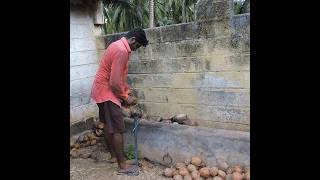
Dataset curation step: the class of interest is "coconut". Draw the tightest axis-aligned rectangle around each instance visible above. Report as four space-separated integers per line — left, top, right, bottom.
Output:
243 170 250 180
209 167 218 176
232 172 243 180
176 162 187 170
173 170 180 176
73 143 80 149
96 122 104 129
191 170 200 179
199 167 210 178
164 168 174 178
218 170 226 178
179 167 189 176
191 156 202 166
90 139 97 145
187 164 198 172
184 175 192 180
233 166 242 173
216 159 228 171
173 174 183 180
212 177 223 180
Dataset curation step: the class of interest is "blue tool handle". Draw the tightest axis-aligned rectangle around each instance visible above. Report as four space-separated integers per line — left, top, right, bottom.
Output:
133 117 139 166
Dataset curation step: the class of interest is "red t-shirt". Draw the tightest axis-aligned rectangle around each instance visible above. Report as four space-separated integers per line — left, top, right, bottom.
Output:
91 37 131 107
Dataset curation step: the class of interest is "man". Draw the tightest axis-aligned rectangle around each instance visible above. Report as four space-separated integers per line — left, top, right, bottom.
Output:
90 28 148 174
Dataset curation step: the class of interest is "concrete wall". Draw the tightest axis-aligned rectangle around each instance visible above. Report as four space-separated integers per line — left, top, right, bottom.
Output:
124 118 250 166
70 0 105 125
102 0 250 131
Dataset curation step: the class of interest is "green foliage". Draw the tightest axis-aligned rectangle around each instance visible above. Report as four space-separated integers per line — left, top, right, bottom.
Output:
103 0 197 34
124 144 142 160
234 0 249 15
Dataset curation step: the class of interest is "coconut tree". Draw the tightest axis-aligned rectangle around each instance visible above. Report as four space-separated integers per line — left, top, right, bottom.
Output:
103 0 149 33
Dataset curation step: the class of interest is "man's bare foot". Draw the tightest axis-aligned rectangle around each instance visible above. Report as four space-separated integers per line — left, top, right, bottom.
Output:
118 163 136 173
125 159 135 165
106 157 135 165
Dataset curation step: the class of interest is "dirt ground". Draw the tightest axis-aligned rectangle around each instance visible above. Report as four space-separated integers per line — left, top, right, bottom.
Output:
70 145 168 180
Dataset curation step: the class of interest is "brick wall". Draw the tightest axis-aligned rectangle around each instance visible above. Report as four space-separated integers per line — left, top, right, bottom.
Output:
102 0 250 131
70 0 105 125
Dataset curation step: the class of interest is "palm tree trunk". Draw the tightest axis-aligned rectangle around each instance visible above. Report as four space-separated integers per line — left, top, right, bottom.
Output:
149 0 154 28
182 0 186 23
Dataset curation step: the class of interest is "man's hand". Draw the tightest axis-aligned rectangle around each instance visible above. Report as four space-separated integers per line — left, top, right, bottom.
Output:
122 96 137 107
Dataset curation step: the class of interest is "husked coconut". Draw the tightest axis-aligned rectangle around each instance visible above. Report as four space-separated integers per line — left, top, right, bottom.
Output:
191 156 202 166
176 162 187 170
173 174 183 180
191 170 200 179
179 167 189 176
233 166 242 173
164 168 174 178
209 167 218 176
184 174 192 180
218 170 226 178
187 164 198 172
199 167 210 178
212 177 223 180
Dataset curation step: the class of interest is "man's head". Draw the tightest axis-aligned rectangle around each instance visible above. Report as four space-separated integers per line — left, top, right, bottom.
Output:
125 28 149 51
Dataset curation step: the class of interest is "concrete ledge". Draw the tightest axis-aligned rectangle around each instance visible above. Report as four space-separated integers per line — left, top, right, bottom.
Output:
123 118 249 166
70 117 97 137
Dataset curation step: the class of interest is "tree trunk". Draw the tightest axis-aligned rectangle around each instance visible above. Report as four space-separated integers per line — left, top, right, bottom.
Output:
149 0 154 28
182 0 186 23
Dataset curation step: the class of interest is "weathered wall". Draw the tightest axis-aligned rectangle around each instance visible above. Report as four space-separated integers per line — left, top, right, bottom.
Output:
102 0 250 131
70 0 105 126
124 119 250 166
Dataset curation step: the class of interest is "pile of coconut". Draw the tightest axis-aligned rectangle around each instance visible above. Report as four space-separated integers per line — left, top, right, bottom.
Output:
163 156 250 180
70 122 105 158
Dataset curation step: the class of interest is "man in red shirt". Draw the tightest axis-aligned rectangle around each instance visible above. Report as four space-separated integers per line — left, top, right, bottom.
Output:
91 28 148 174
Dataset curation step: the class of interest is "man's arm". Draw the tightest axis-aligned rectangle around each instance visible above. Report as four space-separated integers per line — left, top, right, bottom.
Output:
109 50 128 102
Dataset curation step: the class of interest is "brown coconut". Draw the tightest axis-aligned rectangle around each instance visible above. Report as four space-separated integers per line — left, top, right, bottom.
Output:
176 162 187 170
243 166 250 173
218 170 226 178
199 167 210 178
209 167 218 176
173 174 183 180
231 172 243 180
187 164 198 172
70 149 79 158
191 156 202 166
173 170 180 176
212 177 223 180
243 170 250 180
73 143 80 149
179 167 189 176
164 168 174 178
191 170 200 179
95 122 104 129
233 166 242 173
184 175 192 180
90 139 97 145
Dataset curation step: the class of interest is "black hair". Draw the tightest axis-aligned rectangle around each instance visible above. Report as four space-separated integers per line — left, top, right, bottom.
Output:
124 28 149 47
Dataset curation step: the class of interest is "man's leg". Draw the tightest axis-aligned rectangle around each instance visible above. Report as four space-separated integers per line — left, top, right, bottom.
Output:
112 133 126 168
98 102 116 162
103 127 117 162
106 101 134 171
